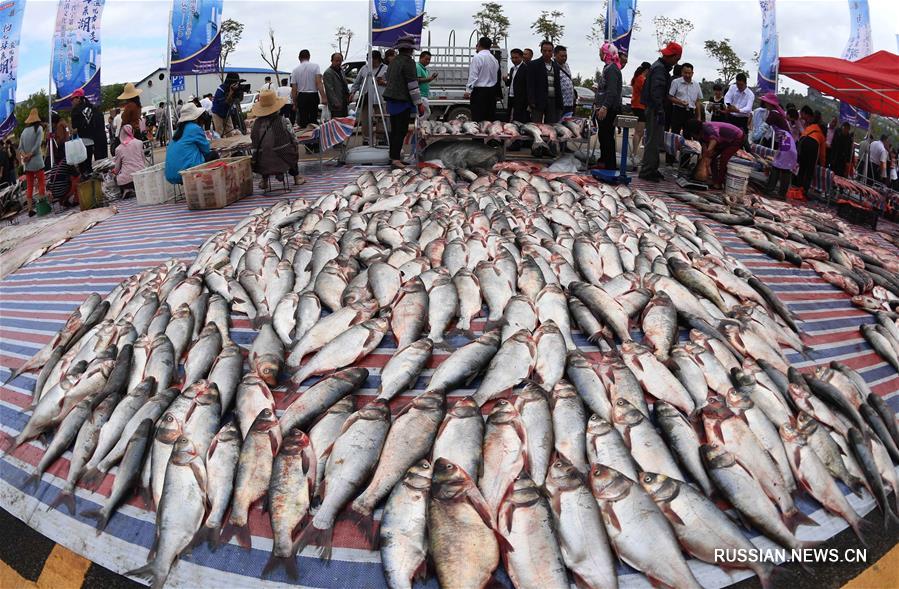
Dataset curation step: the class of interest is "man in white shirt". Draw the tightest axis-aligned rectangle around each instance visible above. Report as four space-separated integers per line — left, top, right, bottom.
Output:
868 134 888 183
275 78 293 119
260 76 274 92
200 94 213 113
505 48 529 123
724 72 754 134
465 36 500 122
667 62 702 136
290 49 326 127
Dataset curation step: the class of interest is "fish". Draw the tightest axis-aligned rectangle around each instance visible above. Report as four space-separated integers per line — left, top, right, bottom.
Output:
620 341 695 415
847 428 899 526
514 382 553 486
287 297 378 369
379 460 433 589
432 396 484 480
640 291 678 361
427 275 459 347
479 399 528 518
377 338 433 401
551 381 588 474
472 330 536 406
426 329 500 394
654 401 714 496
291 318 388 386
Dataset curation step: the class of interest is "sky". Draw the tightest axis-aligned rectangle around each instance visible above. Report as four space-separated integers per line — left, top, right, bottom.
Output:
13 0 899 101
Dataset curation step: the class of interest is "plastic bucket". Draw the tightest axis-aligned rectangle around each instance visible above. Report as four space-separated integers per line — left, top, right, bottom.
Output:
725 162 752 199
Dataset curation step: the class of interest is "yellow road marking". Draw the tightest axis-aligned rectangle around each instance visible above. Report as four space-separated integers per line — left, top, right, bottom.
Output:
843 543 899 589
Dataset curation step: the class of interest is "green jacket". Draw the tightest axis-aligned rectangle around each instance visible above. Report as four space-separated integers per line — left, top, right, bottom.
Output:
383 53 422 105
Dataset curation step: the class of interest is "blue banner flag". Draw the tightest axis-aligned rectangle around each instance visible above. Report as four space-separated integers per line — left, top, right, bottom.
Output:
372 0 425 48
52 0 106 108
607 0 637 56
756 0 778 94
839 0 871 129
170 0 222 75
0 0 26 139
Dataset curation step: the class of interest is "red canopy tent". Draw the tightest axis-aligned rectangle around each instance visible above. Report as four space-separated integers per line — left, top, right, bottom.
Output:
778 50 899 118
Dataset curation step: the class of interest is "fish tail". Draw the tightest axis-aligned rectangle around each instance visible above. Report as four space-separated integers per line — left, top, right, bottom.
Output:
48 489 76 514
252 315 272 330
125 561 167 589
261 554 300 581
219 522 252 551
293 523 334 561
79 468 105 491
751 562 777 589
783 508 818 532
851 515 872 547
23 472 43 491
345 506 378 546
81 507 110 533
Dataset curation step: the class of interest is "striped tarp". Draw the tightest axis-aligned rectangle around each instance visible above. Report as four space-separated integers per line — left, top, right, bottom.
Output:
0 173 896 589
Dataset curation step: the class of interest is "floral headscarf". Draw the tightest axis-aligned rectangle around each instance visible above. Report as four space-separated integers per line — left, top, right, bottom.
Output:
121 124 135 145
600 42 622 69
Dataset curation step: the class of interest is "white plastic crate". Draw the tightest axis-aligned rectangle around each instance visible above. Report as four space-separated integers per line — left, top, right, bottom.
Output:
134 162 177 205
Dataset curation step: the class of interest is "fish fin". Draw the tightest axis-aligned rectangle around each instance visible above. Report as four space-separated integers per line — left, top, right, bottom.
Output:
252 315 272 330
48 490 76 514
412 559 428 583
139 485 154 510
345 507 378 546
124 562 155 580
466 485 499 531
660 502 686 526
24 472 43 492
448 328 477 341
603 504 623 532
261 555 300 581
784 508 819 532
81 507 110 533
293 524 334 561
80 468 106 491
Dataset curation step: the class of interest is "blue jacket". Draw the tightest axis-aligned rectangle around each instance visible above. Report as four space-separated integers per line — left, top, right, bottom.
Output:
165 123 211 184
211 84 232 118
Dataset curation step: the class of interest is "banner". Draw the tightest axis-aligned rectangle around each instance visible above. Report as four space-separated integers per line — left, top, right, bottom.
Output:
607 0 637 56
839 0 872 129
170 0 222 75
756 0 778 93
372 0 425 48
52 0 105 108
0 0 26 139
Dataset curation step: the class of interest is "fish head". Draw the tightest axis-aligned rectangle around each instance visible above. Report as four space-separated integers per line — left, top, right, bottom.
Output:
779 421 807 446
250 408 279 433
701 443 736 470
724 388 753 412
403 459 434 492
730 367 755 388
517 382 550 405
195 382 221 406
155 412 182 444
132 376 157 397
182 379 208 400
214 420 242 444
281 428 312 455
589 464 632 501
507 470 541 506
795 411 818 435
546 453 585 493
431 458 476 501
448 396 481 418
358 398 392 422
333 367 369 388
487 399 520 425
413 389 446 412
551 381 578 401
171 436 200 464
255 354 281 386
702 396 732 419
611 398 644 426
586 414 615 437
652 400 683 422
639 472 680 503
788 382 810 401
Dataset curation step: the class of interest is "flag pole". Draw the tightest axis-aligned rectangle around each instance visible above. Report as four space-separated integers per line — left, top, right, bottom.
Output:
367 0 374 146
166 5 175 141
48 18 55 168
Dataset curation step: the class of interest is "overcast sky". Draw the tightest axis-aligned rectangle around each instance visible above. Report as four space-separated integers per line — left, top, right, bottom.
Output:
14 0 899 100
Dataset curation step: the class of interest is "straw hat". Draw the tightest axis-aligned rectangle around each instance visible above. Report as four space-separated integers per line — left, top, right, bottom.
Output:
394 34 418 50
250 90 285 118
178 103 204 124
24 108 41 125
117 82 143 100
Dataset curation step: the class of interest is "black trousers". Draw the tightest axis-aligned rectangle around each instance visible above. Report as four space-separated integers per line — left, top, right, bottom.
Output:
728 114 749 134
279 104 294 120
389 107 412 161
295 92 319 127
765 167 792 199
78 144 94 176
598 108 619 170
470 87 496 122
669 105 695 135
509 96 530 123
796 136 819 194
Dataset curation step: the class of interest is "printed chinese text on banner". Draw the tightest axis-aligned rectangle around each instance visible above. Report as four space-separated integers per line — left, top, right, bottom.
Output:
756 0 778 93
0 0 26 139
52 0 106 108
839 0 871 129
372 0 425 48
607 0 637 56
171 0 222 75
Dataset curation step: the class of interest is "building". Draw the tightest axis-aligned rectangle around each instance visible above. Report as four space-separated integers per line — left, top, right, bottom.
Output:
132 66 290 107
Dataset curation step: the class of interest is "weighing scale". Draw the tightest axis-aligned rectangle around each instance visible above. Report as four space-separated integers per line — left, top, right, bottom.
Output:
591 114 638 185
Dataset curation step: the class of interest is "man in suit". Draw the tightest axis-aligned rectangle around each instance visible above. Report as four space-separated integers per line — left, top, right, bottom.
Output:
527 40 563 124
505 48 529 123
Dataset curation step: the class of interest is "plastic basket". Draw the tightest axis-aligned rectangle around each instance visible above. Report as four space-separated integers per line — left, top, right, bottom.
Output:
225 156 254 197
181 156 255 210
78 179 103 210
134 163 177 205
725 162 752 200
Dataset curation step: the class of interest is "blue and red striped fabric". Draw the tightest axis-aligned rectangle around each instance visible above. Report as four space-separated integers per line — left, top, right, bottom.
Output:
0 173 896 589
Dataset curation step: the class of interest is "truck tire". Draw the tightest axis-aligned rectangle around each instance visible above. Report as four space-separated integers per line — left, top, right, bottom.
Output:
445 106 472 122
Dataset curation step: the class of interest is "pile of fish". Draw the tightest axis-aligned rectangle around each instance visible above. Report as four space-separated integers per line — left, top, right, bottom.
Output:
5 166 899 589
419 118 585 155
669 191 899 373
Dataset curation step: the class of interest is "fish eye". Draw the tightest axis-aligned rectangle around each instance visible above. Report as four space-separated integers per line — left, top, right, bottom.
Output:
615 399 626 405
643 475 653 483
554 461 563 468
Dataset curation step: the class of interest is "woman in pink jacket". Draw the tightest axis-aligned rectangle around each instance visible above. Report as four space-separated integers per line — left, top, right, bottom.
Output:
113 124 145 198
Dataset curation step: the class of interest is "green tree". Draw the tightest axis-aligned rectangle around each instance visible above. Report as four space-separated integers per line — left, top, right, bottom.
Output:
473 3 510 44
218 18 244 81
531 10 565 45
14 91 50 137
652 15 692 48
100 83 125 113
703 38 746 86
586 0 642 49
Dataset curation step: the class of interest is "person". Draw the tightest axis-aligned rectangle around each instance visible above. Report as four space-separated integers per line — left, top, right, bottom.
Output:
417 50 438 119
112 124 145 198
594 42 623 171
795 106 826 196
724 72 754 134
629 62 650 165
749 92 781 145
639 41 682 182
47 160 80 207
250 90 304 189
290 50 326 127
70 88 108 176
384 49 396 65
165 103 215 184
667 62 702 136
4 140 17 186
118 83 144 141
200 93 213 113
523 48 534 63
867 134 888 184
505 48 529 124
260 76 274 92
107 109 119 152
828 122 853 177
825 117 837 151
0 140 9 188
212 72 245 137
175 100 185 122
48 112 69 166
351 51 389 144
762 111 795 199
155 102 169 147
527 40 563 124
17 109 46 216
323 52 350 118
383 34 425 168
275 78 293 120
555 46 575 118
705 84 726 123
466 37 499 122
683 118 745 189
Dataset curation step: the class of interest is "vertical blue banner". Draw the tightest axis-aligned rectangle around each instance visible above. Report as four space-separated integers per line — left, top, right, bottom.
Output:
607 0 637 56
372 0 425 48
756 0 778 94
0 0 26 139
170 0 222 75
52 0 106 108
839 0 871 129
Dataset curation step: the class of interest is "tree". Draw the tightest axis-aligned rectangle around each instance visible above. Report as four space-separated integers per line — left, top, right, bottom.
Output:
259 25 282 75
704 39 746 86
218 19 244 81
14 91 50 137
473 3 509 44
333 26 354 59
100 83 125 112
652 16 692 48
531 10 565 45
586 0 642 49
423 13 437 30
